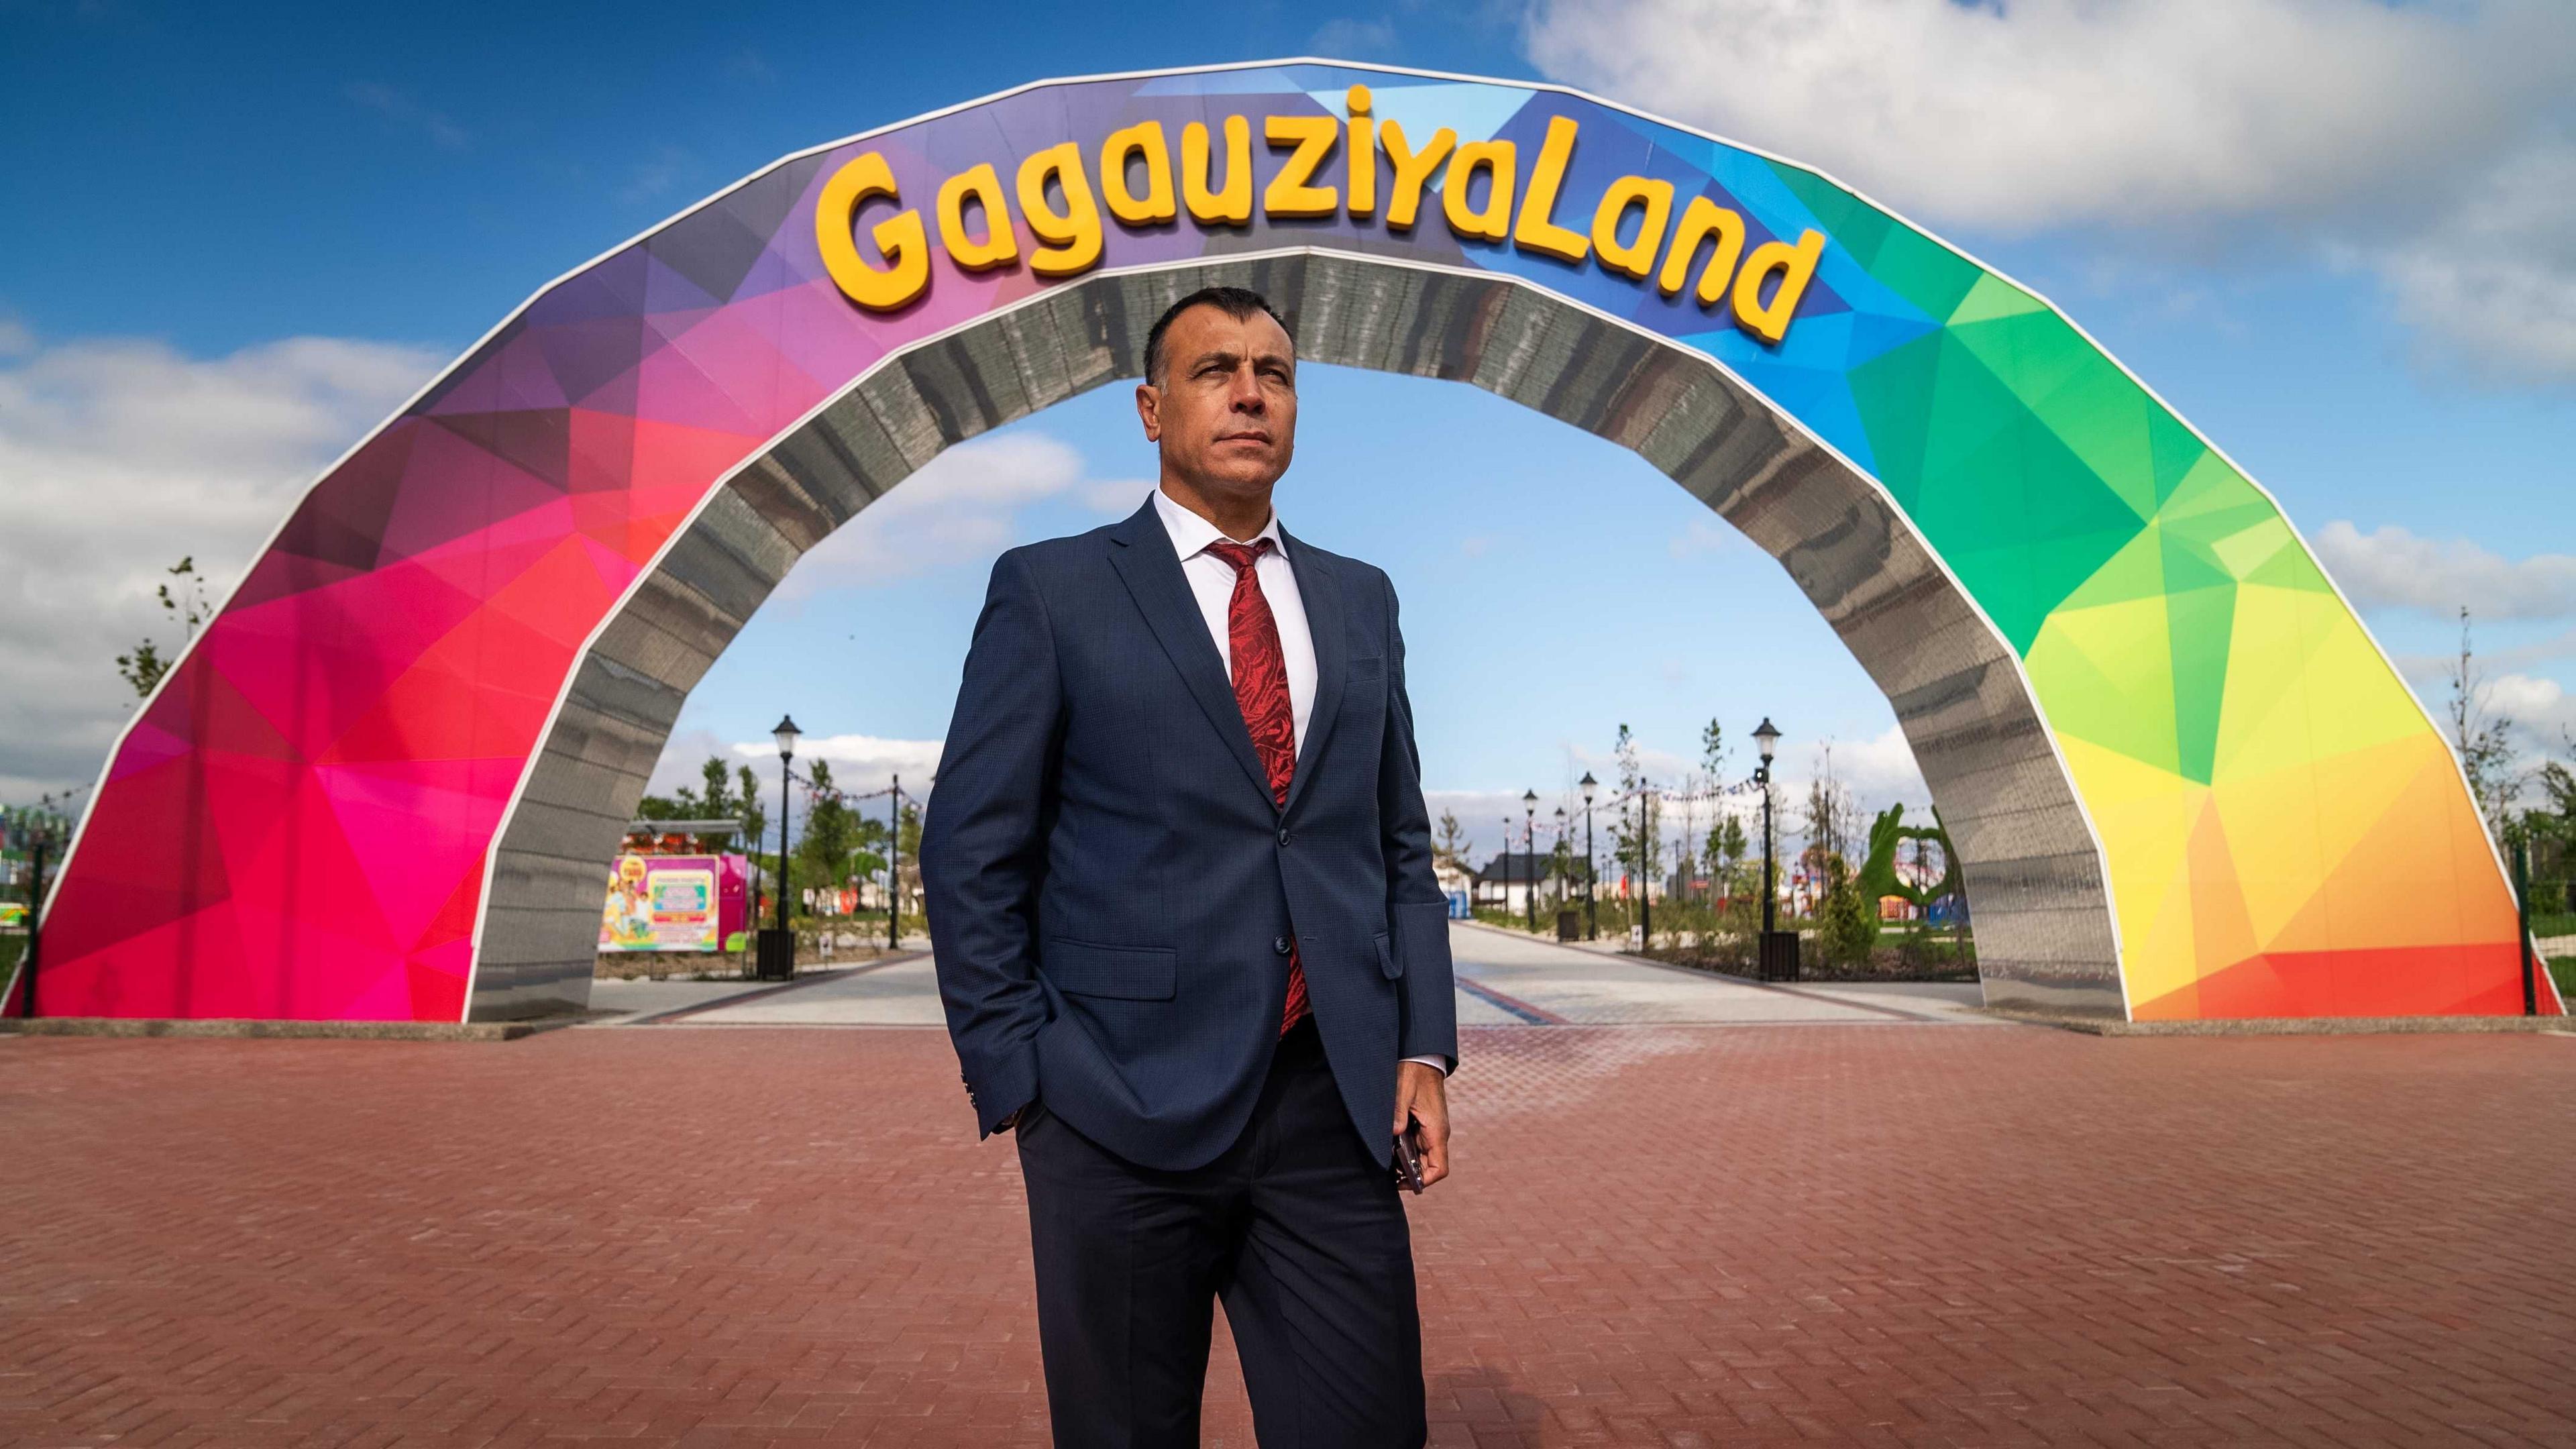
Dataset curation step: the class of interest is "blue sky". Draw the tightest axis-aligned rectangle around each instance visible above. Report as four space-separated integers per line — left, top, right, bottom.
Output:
5 0 2572 863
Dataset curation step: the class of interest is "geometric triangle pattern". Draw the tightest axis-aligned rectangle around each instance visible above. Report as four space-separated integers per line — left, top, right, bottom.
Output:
29 62 2560 1021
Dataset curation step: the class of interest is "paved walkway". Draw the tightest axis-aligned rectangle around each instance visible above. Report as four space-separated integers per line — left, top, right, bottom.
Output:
633 925 1994 1029
3 1012 2571 1445
1446 923 1992 1026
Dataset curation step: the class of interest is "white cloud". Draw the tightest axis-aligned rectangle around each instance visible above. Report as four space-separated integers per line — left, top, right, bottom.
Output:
2371 144 2576 382
343 81 470 151
1309 17 1400 60
617 146 695 206
1817 724 1931 806
1429 722 1932 863
730 732 945 798
1525 0 2567 230
1523 0 2576 381
1081 476 1156 515
2481 672 2576 741
0 331 443 800
2312 521 2576 621
636 726 943 837
1668 518 1739 558
775 431 1149 599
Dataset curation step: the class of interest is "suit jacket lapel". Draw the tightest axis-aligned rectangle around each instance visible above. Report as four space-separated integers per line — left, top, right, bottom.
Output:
1282 526 1347 818
1104 500 1275 808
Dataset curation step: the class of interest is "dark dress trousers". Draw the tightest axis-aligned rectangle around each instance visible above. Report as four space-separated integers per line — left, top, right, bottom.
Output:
921 496 1458 1445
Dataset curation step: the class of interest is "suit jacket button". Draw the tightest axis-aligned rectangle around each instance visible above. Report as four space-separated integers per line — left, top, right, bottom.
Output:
1277 827 1291 846
1273 935 1291 955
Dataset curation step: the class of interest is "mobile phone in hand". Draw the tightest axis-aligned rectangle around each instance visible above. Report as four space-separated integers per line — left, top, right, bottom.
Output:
1393 1121 1426 1193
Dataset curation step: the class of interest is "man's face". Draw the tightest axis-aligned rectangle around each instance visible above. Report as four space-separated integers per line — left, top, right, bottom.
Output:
1136 304 1297 496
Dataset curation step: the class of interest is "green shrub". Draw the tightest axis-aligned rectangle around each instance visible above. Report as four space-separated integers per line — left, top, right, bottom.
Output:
1817 859 1878 967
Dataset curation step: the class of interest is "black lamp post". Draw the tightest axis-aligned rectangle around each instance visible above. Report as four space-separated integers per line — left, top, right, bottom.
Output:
15 817 54 1018
1579 772 1598 940
1521 790 1539 932
757 714 800 981
1552 806 1566 929
1754 716 1794 981
887 772 902 952
1637 784 1652 944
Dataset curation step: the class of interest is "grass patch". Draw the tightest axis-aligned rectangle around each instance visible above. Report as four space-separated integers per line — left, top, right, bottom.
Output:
2551 957 2573 1001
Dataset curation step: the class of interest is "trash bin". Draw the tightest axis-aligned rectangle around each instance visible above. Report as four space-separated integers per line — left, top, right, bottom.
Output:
1556 909 1580 941
1758 929 1800 982
755 926 796 981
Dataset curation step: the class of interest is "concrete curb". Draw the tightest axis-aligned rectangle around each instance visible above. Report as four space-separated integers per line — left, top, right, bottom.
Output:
0 1016 594 1041
619 952 928 1026
1983 1010 2574 1038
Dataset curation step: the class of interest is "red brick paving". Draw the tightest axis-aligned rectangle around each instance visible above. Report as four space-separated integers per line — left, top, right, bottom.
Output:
1 1023 2571 1446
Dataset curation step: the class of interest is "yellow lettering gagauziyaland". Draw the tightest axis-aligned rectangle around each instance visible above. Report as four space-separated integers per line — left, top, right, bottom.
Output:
1512 116 1589 263
1658 196 1746 307
1263 113 1340 217
936 162 1018 272
1591 175 1672 280
817 107 1825 344
1732 229 1825 343
816 151 929 312
1182 115 1253 225
1016 142 1102 276
1100 121 1176 225
1443 139 1515 243
1344 86 1377 218
1379 120 1454 232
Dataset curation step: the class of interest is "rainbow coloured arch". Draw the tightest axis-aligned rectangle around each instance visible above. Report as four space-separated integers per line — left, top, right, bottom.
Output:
19 61 2560 1024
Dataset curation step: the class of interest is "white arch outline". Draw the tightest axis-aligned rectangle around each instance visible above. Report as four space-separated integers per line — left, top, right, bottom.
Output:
34 57 2555 1020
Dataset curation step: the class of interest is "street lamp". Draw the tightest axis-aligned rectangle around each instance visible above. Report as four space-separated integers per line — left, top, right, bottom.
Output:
1552 806 1566 928
759 714 800 981
1752 716 1791 981
887 773 902 952
13 810 59 1018
1637 782 1652 945
1578 772 1598 941
1522 790 1539 933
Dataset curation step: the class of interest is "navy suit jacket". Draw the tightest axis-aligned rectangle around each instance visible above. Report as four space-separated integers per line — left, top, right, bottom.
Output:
920 496 1459 1172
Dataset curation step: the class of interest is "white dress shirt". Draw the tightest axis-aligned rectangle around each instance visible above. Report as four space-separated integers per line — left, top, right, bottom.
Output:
1153 487 1318 751
1150 488 1447 1076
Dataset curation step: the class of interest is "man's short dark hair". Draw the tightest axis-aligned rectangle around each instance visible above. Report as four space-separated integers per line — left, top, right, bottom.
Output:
1142 286 1294 386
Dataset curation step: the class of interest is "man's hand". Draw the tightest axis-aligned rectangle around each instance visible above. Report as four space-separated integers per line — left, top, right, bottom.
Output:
1393 1060 1450 1189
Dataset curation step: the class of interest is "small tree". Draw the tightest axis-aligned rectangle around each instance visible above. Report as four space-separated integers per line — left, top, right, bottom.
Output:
697 756 734 818
1434 810 1472 869
1699 719 1731 904
1818 854 1876 967
798 759 858 886
736 763 767 858
894 800 924 916
1801 741 1861 869
1709 812 1748 898
116 556 213 698
1609 724 1660 894
2449 608 2522 845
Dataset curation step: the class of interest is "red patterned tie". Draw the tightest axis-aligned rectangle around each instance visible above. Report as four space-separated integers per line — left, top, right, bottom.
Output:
1205 538 1309 1035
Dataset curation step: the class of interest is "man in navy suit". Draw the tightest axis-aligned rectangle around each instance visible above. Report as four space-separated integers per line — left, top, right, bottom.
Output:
920 286 1457 1446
